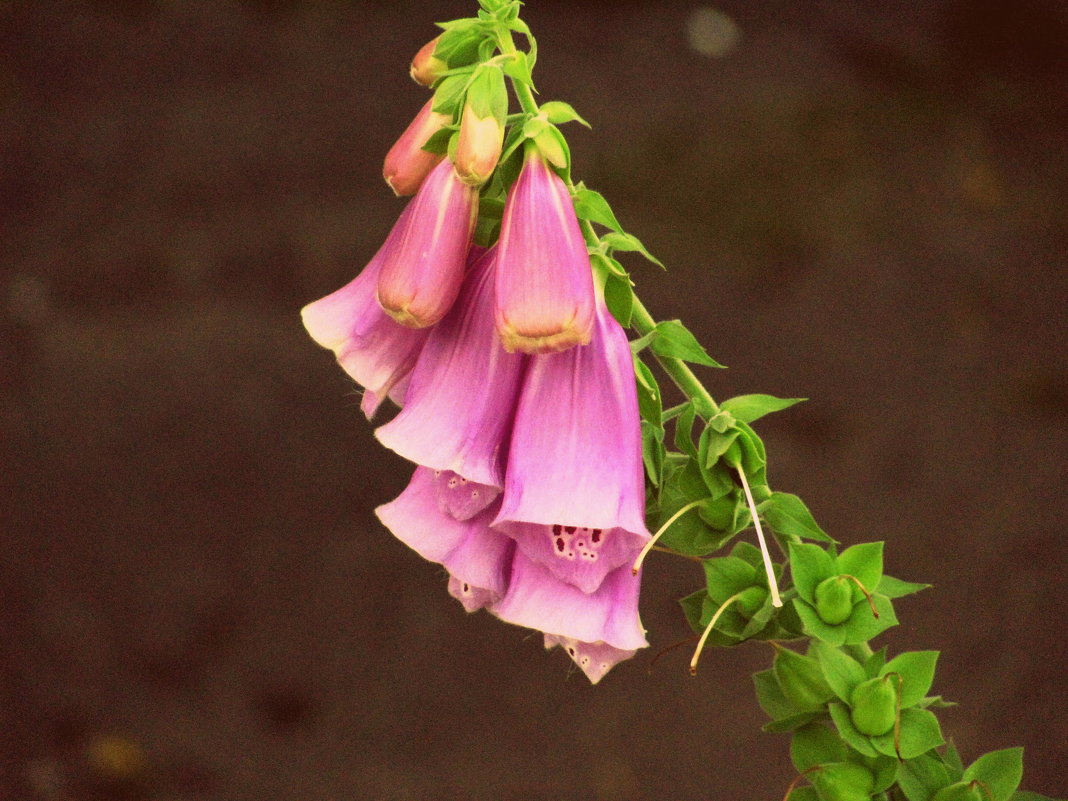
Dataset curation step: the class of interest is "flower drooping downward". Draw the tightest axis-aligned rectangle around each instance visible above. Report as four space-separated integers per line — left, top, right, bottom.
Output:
377 159 478 329
382 98 450 197
494 144 595 354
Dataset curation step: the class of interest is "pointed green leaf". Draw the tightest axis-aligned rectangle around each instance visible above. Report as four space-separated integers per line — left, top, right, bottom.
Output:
760 492 834 543
789 542 838 603
837 542 884 593
897 753 951 801
539 100 591 128
601 231 665 269
641 420 664 487
827 702 879 757
679 588 706 632
674 401 699 459
754 667 797 721
878 575 932 598
840 593 898 644
811 641 867 703
963 748 1024 801
633 357 662 427
571 187 622 232
603 272 634 328
791 723 849 772
774 646 834 712
871 707 944 759
881 651 939 709
795 599 848 646
704 556 757 599
648 320 724 367
720 393 807 424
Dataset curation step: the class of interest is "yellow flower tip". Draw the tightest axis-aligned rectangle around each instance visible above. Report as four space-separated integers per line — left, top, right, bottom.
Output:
498 324 591 355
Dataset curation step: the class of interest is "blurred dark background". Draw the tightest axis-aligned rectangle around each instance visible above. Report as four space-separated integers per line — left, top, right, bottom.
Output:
2 1 1066 799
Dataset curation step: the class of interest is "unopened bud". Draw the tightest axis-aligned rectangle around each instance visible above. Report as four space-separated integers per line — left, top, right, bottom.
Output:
814 575 855 625
454 103 503 186
410 35 445 87
383 98 451 197
735 585 768 617
813 762 876 801
849 676 898 736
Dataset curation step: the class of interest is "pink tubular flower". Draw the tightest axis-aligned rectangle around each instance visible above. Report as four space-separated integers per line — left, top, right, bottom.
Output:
383 98 451 197
409 35 445 87
300 205 430 419
493 302 651 594
375 247 526 489
494 145 595 354
377 159 478 329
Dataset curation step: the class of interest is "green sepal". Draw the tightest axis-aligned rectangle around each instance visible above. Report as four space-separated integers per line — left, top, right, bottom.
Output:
433 20 486 70
571 185 623 232
774 645 835 713
539 99 591 128
791 723 849 772
633 357 662 428
838 593 898 644
880 651 938 709
944 741 965 779
700 424 741 473
679 589 707 633
602 231 665 269
865 647 888 677
787 788 820 801
533 124 569 171
465 64 508 123
648 320 724 367
640 420 665 488
795 600 848 646
827 702 880 758
898 753 952 801
501 49 535 89
962 748 1024 801
870 707 945 759
704 554 757 600
754 667 797 720
810 641 867 703
720 393 807 424
760 492 835 543
764 712 821 734
837 542 884 594
421 124 459 155
674 401 699 459
1011 793 1064 801
789 542 838 603
432 71 475 115
878 575 932 598
654 459 732 555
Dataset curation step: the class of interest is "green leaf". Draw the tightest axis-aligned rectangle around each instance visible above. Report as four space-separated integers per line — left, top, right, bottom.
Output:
465 64 508 122
866 647 888 677
897 753 951 801
720 393 807 424
521 114 549 140
539 100 591 128
754 667 797 721
760 492 834 543
601 231 665 269
791 723 849 772
421 124 458 155
881 651 939 709
699 424 741 470
649 320 724 367
786 788 820 801
871 707 944 759
641 420 665 488
764 712 819 734
789 543 838 603
674 401 699 459
603 272 634 327
837 542 884 594
633 357 662 428
794 600 848 646
679 589 707 632
811 641 867 703
655 460 731 555
827 702 879 758
773 646 834 713
963 748 1024 801
432 72 472 115
501 49 535 88
1012 793 1064 801
878 575 932 599
944 741 965 780
704 556 757 600
840 593 898 644
571 187 622 232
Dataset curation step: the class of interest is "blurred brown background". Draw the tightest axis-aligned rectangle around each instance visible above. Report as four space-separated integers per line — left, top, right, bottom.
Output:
2 1 1066 799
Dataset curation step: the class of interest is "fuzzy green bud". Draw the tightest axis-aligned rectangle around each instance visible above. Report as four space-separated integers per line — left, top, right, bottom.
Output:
813 762 876 801
931 782 985 801
849 676 898 736
735 585 768 617
814 576 855 625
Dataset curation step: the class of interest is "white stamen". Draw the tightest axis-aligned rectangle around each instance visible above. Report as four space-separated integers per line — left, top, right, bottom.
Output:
689 589 746 675
736 466 782 607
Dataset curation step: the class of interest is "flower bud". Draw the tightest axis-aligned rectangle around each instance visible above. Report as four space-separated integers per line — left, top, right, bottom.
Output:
454 103 503 186
377 159 478 328
383 98 451 197
931 783 985 801
814 575 855 625
410 35 445 86
812 762 876 801
849 676 898 736
735 585 768 617
495 146 595 354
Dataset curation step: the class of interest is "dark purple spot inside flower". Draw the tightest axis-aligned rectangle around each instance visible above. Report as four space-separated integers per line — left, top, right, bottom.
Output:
591 529 602 543
555 537 565 552
564 526 577 534
552 524 562 535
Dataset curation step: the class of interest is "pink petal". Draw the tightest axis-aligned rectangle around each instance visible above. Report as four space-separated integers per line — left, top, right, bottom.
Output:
301 204 429 418
376 248 526 488
493 303 650 593
543 634 638 685
382 97 449 197
494 147 595 354
492 551 647 656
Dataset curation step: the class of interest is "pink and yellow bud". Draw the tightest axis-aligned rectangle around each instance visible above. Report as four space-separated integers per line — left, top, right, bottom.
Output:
376 158 478 328
494 146 595 354
409 35 445 87
454 104 503 187
382 98 451 197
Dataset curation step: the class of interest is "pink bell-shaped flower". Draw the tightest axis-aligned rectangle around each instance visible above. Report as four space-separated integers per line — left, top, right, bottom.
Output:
493 552 647 684
493 302 650 594
375 247 526 489
377 159 478 328
300 204 430 419
494 145 595 354
382 98 451 197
